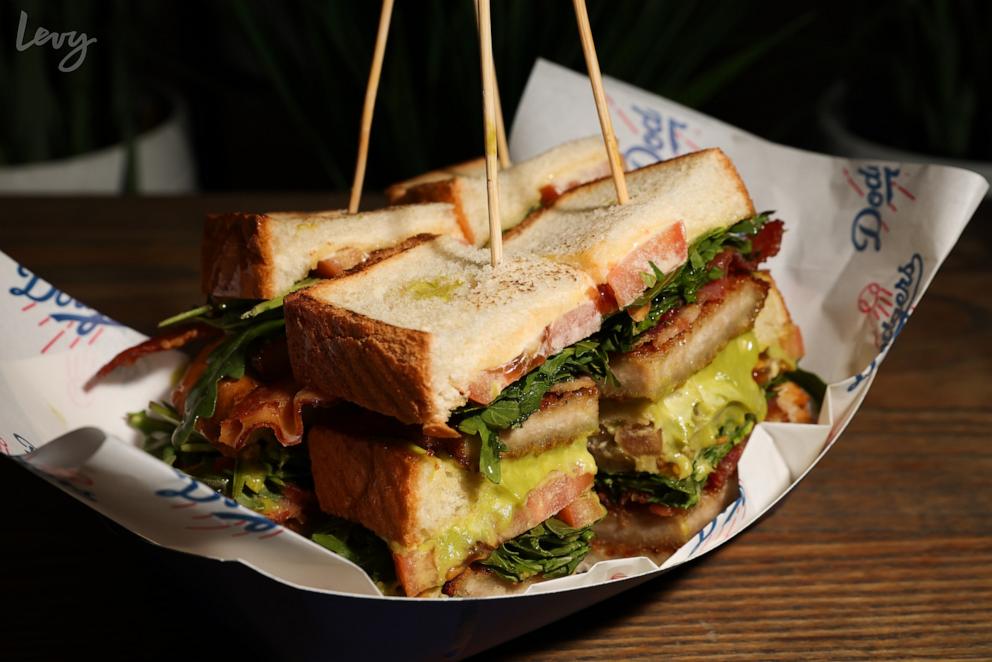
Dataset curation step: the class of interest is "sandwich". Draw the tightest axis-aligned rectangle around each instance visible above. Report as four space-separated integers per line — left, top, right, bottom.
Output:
387 135 611 246
93 140 821 596
95 202 462 543
285 236 608 596
283 148 818 594
499 148 819 563
201 203 460 300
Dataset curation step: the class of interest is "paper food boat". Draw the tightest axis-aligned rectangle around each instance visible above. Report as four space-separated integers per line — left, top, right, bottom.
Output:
2 60 986 660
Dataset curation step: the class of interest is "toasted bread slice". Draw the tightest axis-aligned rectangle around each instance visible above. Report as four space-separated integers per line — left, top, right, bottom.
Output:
504 148 755 308
590 468 740 564
201 203 460 299
603 275 769 401
542 148 755 244
752 271 805 366
426 381 600 468
308 423 598 596
387 136 611 246
284 236 601 430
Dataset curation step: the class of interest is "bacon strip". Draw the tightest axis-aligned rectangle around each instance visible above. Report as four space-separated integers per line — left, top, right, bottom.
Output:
86 323 220 390
218 381 333 450
169 340 334 450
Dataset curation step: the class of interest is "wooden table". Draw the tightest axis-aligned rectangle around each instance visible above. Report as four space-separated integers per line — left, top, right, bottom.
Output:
1 195 990 660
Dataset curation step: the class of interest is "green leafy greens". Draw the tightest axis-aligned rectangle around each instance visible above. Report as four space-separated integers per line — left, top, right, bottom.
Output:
311 520 396 586
455 213 773 484
130 401 309 508
130 401 395 587
478 518 596 583
159 279 315 449
171 318 286 447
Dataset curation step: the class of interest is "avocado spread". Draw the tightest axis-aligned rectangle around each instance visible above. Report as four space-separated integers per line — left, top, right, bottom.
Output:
621 332 766 478
403 436 596 582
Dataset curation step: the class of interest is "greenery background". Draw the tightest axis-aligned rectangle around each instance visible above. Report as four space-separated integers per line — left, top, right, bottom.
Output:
1 0 988 190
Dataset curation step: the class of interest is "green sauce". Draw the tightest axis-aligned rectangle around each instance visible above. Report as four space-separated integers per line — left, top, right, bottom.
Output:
629 332 766 477
400 277 464 302
404 436 595 582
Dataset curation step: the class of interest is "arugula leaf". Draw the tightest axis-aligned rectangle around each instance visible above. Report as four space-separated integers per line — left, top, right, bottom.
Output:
311 520 396 585
597 471 702 509
241 277 320 320
158 304 214 328
158 277 317 330
171 318 285 448
478 518 596 583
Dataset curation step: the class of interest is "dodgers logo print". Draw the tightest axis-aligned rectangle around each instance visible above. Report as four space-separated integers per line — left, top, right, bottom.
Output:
9 264 121 353
844 165 917 252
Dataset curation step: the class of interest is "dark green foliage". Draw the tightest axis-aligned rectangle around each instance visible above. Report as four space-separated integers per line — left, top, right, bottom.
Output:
478 518 596 583
311 521 396 586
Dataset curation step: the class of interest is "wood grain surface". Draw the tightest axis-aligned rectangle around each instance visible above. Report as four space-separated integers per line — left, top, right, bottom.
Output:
1 194 989 661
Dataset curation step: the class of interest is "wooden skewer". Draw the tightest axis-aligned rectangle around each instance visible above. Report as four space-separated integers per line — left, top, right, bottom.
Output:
348 0 395 214
477 0 503 266
572 0 628 205
473 0 511 169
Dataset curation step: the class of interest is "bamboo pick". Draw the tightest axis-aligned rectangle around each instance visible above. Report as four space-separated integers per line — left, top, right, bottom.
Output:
572 0 629 205
348 0 395 214
473 0 511 168
477 0 503 266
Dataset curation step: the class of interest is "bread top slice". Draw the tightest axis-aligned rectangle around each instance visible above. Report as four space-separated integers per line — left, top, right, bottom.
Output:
544 148 755 244
386 136 610 246
504 149 755 303
284 235 601 429
201 202 461 299
385 157 485 201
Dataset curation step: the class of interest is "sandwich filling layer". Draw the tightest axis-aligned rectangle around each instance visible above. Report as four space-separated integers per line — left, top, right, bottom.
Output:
594 332 766 478
593 332 765 513
398 436 597 584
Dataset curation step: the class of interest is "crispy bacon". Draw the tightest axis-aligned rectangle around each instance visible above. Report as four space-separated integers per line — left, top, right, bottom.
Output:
86 323 220 389
705 439 748 494
258 483 312 531
218 381 333 450
695 277 729 304
539 184 560 207
170 340 334 450
750 219 784 263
